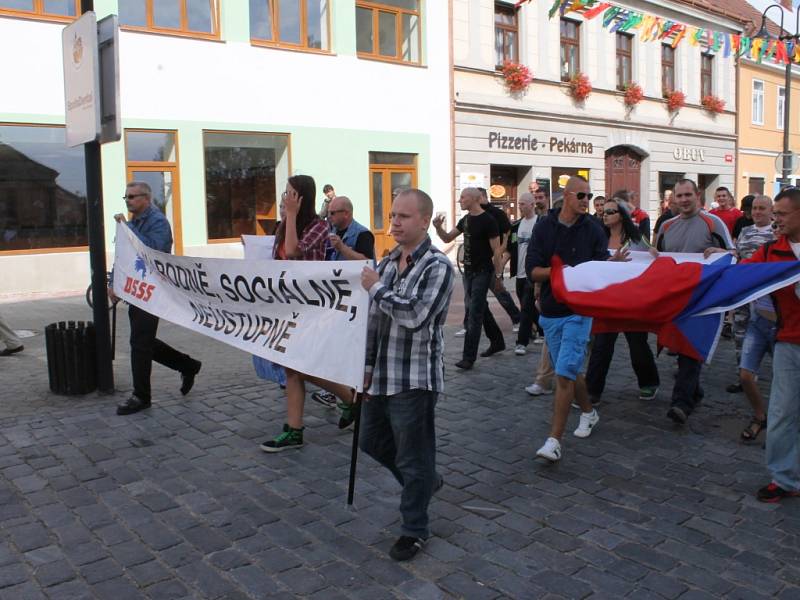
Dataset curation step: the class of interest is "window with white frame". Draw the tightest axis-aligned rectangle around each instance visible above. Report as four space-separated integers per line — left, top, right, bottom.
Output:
752 79 764 125
777 86 785 130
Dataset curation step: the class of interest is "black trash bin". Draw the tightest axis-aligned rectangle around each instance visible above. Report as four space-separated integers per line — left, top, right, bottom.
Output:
45 321 97 395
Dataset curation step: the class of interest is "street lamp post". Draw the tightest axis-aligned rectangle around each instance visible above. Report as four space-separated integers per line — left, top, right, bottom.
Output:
756 5 800 187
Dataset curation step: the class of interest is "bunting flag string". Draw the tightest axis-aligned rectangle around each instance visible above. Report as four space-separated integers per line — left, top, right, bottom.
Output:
514 0 800 65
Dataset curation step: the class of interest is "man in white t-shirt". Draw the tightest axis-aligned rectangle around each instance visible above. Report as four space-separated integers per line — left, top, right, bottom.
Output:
510 193 543 354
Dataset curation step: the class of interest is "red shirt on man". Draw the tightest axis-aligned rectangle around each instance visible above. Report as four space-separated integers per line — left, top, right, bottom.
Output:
710 206 743 236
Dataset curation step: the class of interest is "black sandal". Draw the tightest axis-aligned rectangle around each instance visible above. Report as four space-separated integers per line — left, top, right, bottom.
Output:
741 416 767 442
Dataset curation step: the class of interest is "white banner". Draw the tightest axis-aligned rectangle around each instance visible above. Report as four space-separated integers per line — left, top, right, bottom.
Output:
113 224 370 391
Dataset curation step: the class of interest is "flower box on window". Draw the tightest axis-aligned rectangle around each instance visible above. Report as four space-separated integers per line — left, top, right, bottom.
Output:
701 95 725 114
501 60 533 94
665 90 686 113
569 73 592 102
623 83 643 108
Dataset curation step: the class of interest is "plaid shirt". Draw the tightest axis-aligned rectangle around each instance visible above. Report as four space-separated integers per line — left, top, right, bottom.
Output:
365 236 454 396
276 218 330 260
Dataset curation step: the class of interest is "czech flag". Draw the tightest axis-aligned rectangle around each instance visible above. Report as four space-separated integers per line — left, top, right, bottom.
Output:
550 251 800 362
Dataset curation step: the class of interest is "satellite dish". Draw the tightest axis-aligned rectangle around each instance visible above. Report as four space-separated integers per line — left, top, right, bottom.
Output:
774 152 799 175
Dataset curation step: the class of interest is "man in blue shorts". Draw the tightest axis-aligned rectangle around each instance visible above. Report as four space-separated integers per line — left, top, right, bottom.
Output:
527 176 627 461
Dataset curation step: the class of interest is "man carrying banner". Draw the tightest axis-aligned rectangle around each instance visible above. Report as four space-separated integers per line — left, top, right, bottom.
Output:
656 179 732 425
528 175 620 462
359 188 454 561
109 182 202 416
742 187 800 503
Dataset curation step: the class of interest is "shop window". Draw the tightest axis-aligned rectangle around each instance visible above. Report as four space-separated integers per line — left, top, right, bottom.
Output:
124 130 183 254
615 33 632 91
777 86 785 130
661 44 675 96
119 0 219 39
560 19 580 82
368 151 416 257
700 53 713 99
203 132 290 241
0 0 78 21
356 0 421 65
250 0 330 52
494 2 518 69
752 79 764 125
0 124 87 253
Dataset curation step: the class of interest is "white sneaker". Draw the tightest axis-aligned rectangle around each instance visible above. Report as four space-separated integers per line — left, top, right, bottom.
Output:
514 344 526 355
574 409 599 438
536 437 561 462
454 328 466 337
525 383 550 396
512 324 520 333
533 337 545 345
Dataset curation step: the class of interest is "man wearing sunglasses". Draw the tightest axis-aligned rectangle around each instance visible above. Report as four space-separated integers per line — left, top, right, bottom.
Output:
527 176 625 462
108 181 202 416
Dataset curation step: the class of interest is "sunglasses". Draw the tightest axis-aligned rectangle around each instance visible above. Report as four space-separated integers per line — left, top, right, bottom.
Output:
570 192 594 200
123 193 147 200
328 209 348 215
603 209 619 215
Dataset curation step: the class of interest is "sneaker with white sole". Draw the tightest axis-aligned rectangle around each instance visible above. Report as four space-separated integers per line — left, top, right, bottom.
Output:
512 324 520 333
639 386 659 400
514 344 526 355
533 337 545 345
454 328 466 337
536 437 561 462
525 383 550 396
573 409 599 438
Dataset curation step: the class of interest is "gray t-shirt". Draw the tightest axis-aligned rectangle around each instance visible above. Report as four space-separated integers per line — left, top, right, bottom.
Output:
656 211 732 253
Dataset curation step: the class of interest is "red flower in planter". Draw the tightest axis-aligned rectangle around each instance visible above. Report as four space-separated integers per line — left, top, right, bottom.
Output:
501 60 533 94
623 83 644 107
569 73 592 102
666 90 686 113
701 94 725 114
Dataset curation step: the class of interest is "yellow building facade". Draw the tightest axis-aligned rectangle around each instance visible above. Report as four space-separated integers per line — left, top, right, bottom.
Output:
736 60 800 199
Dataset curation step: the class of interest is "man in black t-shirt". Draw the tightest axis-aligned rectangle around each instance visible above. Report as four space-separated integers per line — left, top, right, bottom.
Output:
434 188 504 369
477 189 521 327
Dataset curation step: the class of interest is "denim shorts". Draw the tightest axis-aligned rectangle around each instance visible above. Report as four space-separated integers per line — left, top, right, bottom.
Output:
740 312 777 374
539 314 593 381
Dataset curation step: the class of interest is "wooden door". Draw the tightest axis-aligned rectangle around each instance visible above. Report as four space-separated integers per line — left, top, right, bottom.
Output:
369 166 417 258
489 166 518 219
605 147 643 207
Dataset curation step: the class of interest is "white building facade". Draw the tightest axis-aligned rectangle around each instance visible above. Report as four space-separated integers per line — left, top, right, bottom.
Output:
452 0 740 220
0 1 452 296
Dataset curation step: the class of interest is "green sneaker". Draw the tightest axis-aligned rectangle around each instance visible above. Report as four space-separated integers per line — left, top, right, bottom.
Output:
337 401 357 430
260 424 304 453
639 386 659 400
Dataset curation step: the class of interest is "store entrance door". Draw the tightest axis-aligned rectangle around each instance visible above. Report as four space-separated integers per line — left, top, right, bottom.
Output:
489 165 519 219
605 146 643 206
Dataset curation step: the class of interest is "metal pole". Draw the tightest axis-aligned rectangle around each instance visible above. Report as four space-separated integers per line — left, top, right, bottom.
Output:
81 0 114 393
781 59 792 186
346 392 363 506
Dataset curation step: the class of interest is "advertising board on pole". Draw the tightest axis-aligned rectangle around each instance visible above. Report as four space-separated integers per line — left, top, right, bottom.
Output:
62 11 101 148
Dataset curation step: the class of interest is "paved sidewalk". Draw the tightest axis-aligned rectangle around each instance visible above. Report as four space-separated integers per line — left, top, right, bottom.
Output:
0 291 798 599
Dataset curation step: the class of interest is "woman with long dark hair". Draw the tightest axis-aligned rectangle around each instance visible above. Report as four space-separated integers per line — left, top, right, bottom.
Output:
260 175 357 452
584 196 660 404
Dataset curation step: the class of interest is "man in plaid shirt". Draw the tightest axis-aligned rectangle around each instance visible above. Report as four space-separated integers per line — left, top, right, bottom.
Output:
359 188 454 562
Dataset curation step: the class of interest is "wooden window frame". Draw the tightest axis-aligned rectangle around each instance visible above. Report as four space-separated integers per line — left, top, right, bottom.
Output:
250 1 332 54
615 32 633 91
494 2 519 69
202 130 292 244
700 53 713 99
0 0 79 22
661 44 675 97
0 122 89 256
356 0 422 66
560 19 580 83
124 129 184 255
121 0 220 41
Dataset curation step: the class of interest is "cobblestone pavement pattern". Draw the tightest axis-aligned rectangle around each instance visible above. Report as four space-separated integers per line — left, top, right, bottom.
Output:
0 288 798 600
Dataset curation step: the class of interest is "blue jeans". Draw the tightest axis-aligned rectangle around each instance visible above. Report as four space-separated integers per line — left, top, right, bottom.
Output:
539 314 592 381
462 270 503 362
739 312 777 374
766 342 800 491
359 389 438 538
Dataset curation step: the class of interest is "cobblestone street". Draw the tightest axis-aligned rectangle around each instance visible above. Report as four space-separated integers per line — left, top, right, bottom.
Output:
0 287 798 600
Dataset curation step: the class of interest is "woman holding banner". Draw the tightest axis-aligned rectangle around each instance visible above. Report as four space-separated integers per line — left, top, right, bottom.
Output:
260 175 357 452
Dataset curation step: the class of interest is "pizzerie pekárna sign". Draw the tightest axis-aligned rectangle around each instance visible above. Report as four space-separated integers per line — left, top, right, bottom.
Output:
113 223 370 391
488 131 595 154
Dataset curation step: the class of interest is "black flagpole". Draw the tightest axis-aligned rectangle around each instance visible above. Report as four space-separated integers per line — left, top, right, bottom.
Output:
346 391 362 506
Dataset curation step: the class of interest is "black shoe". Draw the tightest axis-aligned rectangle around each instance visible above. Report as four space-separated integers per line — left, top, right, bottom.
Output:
0 345 23 357
667 406 687 424
726 383 743 393
455 359 474 370
180 360 202 395
337 400 358 430
434 474 444 494
389 536 425 561
116 396 151 416
480 344 505 358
